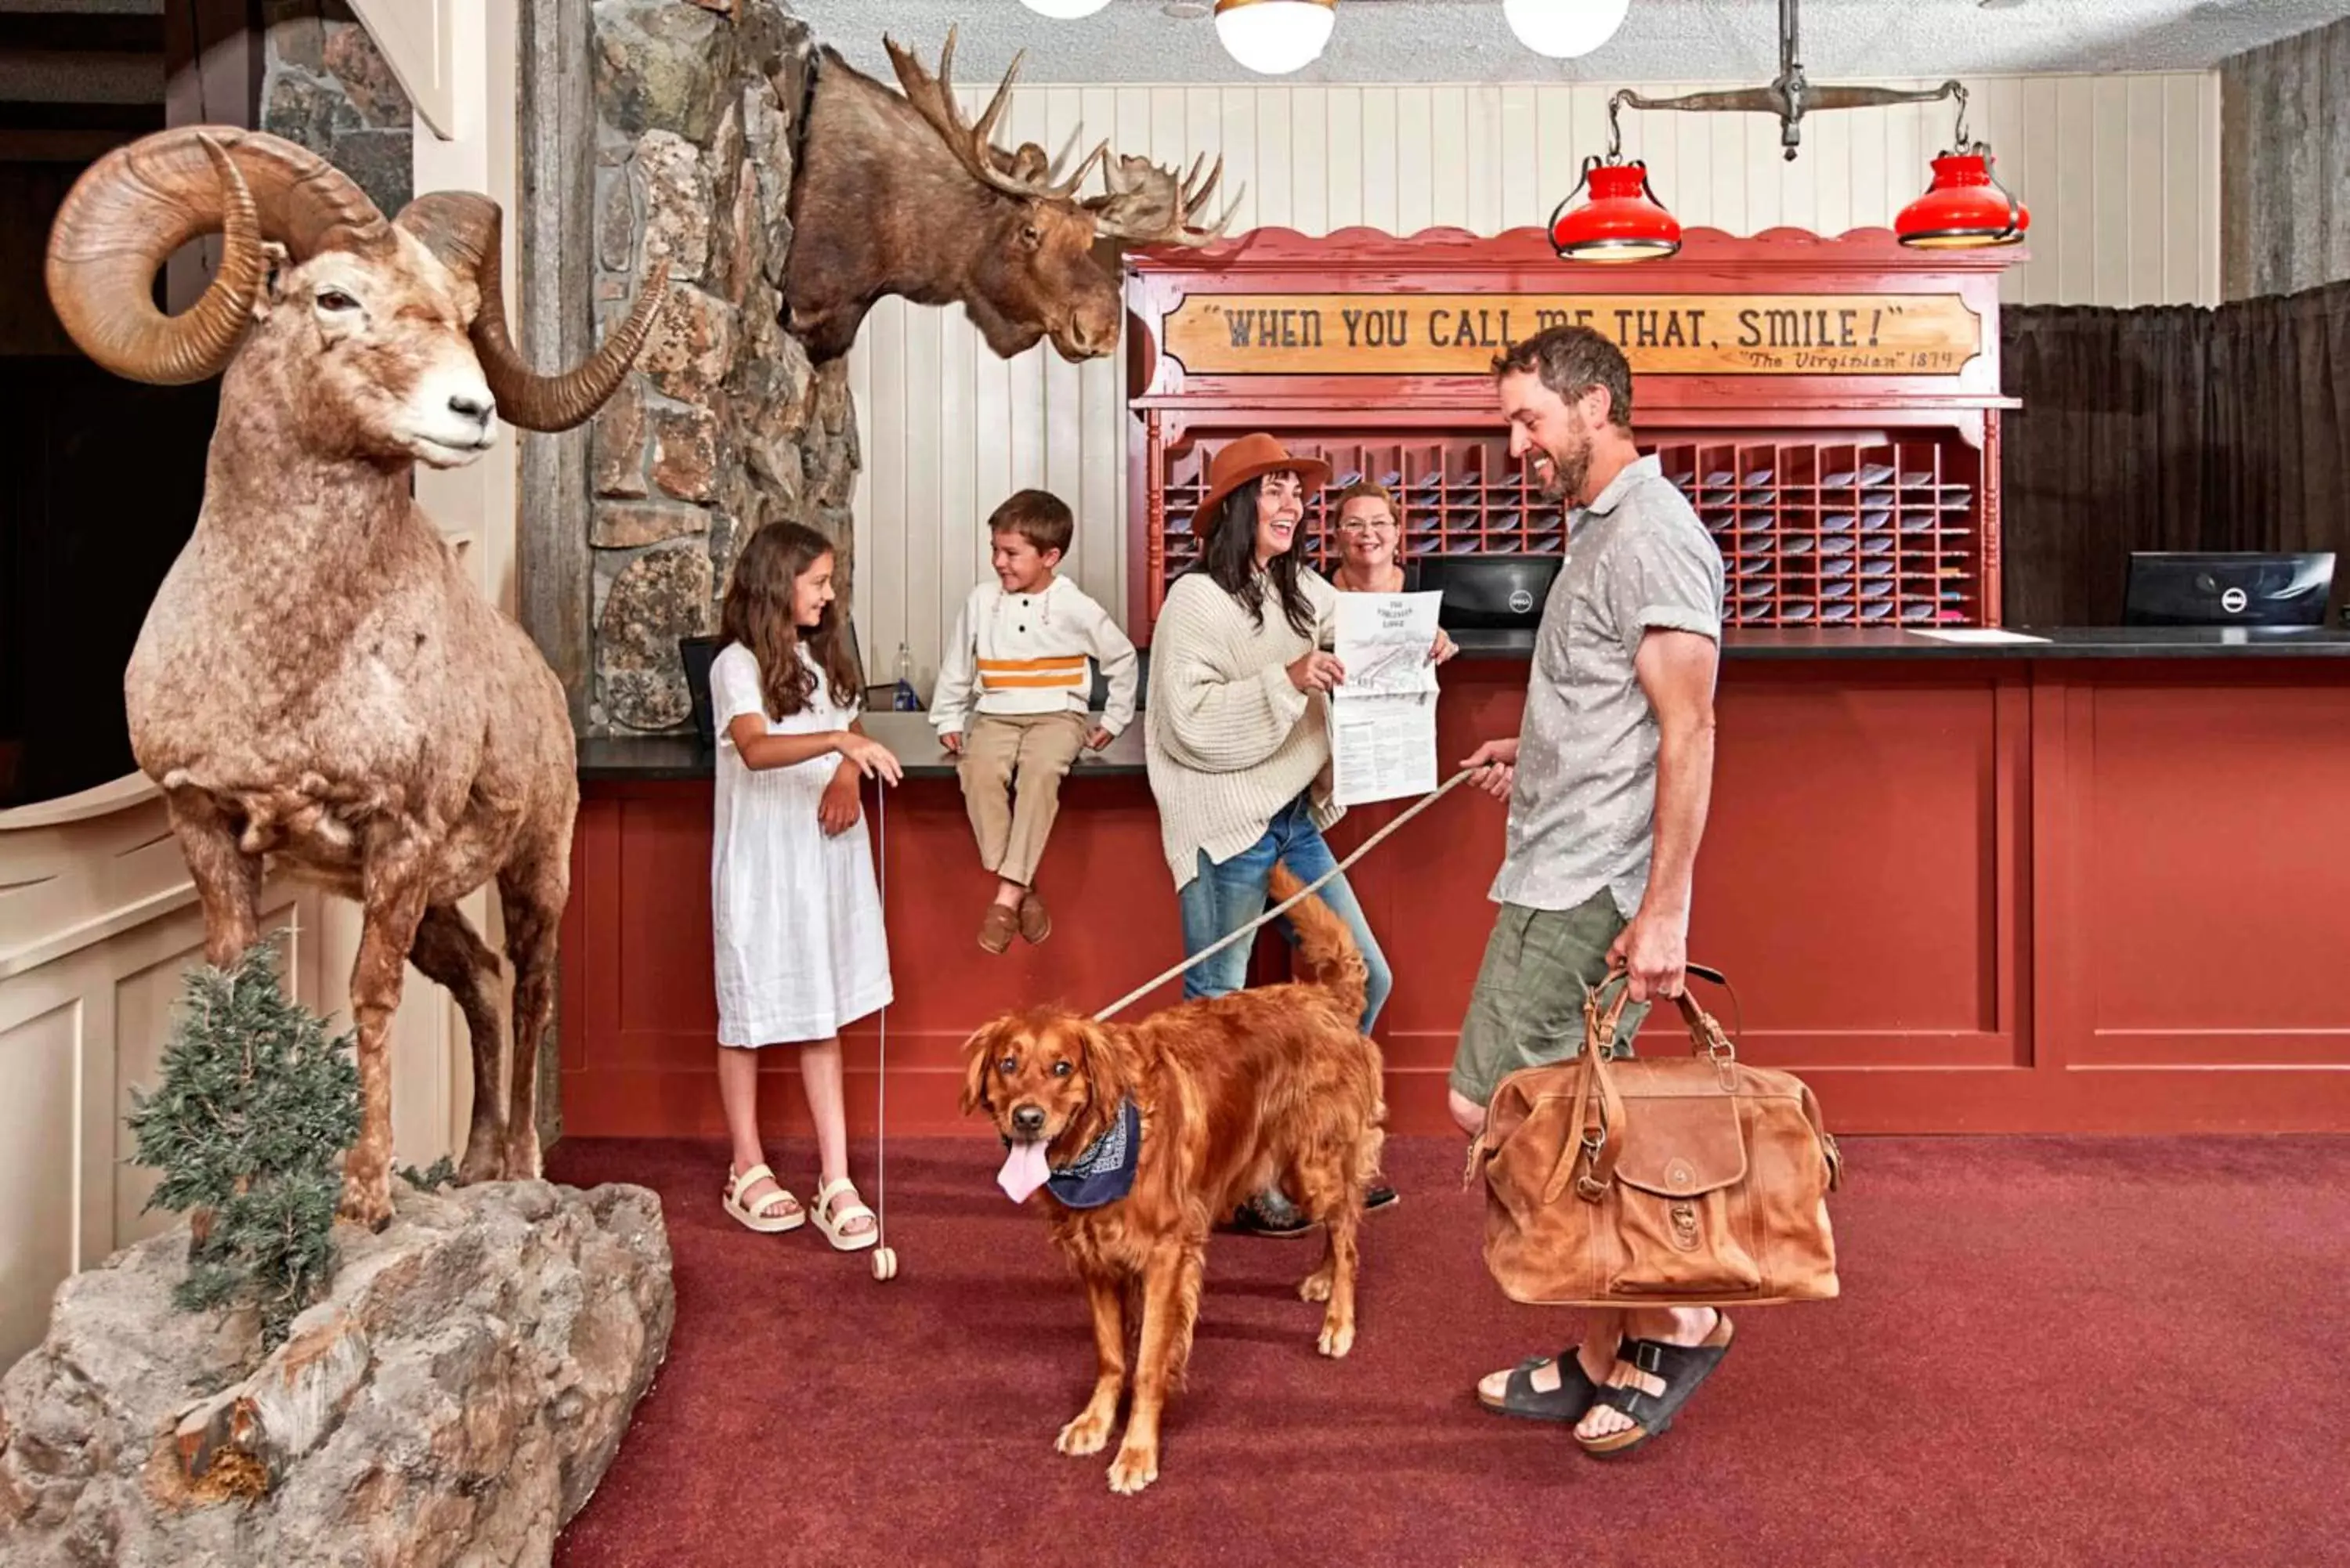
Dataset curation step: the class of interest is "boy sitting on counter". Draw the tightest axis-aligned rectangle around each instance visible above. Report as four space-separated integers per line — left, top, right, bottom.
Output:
931 489 1139 954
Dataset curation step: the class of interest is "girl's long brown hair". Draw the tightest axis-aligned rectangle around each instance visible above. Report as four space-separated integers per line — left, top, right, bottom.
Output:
718 522 862 719
1200 474 1317 640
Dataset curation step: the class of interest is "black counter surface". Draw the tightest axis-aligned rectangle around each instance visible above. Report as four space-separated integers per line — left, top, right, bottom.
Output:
1448 624 2350 658
580 625 2350 782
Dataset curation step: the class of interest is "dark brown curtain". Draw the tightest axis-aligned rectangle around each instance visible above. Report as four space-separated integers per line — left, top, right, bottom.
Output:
2000 280 2350 626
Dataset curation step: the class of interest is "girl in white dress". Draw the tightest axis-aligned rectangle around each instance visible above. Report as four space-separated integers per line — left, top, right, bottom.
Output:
709 522 902 1250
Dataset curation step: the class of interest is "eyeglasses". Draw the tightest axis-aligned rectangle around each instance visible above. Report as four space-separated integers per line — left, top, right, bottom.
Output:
1337 515 1397 533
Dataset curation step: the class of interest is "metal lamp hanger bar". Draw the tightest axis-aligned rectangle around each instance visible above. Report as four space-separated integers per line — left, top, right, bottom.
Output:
1600 0 1969 163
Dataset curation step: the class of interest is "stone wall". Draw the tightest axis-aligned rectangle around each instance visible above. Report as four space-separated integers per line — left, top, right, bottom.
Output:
587 0 861 733
259 2 411 221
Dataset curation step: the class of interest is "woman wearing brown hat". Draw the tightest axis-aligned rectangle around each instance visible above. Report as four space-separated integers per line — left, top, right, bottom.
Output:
1143 433 1417 1233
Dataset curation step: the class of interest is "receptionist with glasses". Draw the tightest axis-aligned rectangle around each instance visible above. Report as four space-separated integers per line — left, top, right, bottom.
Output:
1329 483 1459 664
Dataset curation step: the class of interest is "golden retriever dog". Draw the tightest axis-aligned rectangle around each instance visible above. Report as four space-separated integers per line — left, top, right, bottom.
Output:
960 862 1387 1495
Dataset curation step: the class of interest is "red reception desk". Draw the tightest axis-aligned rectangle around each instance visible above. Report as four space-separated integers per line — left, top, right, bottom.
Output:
558 627 2350 1141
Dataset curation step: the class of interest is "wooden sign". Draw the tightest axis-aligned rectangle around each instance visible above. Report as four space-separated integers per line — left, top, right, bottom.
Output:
1162 291 1984 377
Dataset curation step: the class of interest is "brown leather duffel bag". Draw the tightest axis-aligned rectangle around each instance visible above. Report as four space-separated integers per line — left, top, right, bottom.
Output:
1470 965 1844 1310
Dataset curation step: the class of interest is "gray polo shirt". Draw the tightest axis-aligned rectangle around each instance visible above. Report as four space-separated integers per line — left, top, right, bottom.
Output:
1490 453 1726 918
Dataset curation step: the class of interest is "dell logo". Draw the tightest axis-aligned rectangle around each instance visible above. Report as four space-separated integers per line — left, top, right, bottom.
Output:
1509 588 1535 614
2221 586 2249 614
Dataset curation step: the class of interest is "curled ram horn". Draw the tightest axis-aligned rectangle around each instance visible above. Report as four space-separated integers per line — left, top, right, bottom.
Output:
394 191 671 433
45 126 390 386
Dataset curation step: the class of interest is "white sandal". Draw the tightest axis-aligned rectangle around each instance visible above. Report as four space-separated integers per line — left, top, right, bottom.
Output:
810 1175 879 1252
722 1163 805 1234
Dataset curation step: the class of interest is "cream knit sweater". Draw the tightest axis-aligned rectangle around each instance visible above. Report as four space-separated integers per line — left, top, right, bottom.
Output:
1144 567 1343 890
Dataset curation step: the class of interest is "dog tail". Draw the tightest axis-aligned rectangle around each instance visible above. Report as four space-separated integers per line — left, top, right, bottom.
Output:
1269 860 1369 1025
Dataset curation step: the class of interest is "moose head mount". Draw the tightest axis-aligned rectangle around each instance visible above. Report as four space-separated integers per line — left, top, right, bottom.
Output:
783 27 1237 363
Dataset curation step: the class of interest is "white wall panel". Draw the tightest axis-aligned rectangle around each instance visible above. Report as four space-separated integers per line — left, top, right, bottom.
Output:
0 1001 79 1366
844 72 2222 691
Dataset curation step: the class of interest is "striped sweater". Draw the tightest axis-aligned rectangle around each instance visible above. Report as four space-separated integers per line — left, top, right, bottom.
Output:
1144 568 1343 890
930 576 1139 738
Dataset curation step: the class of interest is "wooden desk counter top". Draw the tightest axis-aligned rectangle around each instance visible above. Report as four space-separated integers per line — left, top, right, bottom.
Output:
562 640 2350 1141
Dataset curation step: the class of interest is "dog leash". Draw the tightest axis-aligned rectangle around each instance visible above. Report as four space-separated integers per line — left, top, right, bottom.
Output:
868 776 898 1282
1090 765 1483 1022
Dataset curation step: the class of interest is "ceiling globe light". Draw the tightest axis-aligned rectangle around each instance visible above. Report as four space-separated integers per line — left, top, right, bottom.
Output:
1213 0 1336 76
1021 0 1115 17
1503 0 1631 60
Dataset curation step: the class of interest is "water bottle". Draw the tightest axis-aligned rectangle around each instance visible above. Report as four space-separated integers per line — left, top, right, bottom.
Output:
891 641 921 712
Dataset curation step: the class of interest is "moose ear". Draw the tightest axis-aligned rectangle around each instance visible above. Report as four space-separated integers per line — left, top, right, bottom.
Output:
959 1020 1006 1116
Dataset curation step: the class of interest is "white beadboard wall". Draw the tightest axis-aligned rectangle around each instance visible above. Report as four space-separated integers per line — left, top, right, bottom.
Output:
847 72 2221 689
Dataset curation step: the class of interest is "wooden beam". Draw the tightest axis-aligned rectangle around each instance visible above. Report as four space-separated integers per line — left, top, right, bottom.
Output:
0 102 163 132
0 127 143 162
162 0 262 313
0 15 167 55
515 0 595 733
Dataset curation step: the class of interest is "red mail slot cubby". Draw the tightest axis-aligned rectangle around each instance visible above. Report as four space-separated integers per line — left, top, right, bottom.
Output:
1122 224 2023 642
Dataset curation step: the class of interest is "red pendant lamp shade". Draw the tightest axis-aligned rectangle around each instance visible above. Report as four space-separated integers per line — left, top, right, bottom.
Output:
1549 158 1681 262
1896 148 2029 248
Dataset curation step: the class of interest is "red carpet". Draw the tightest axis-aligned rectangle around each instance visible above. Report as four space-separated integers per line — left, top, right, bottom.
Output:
548 1134 2350 1567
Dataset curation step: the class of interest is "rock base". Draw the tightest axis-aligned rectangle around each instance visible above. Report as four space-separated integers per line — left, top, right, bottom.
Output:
0 1179 674 1568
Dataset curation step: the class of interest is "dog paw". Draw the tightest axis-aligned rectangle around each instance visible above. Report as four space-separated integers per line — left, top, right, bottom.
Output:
1056 1411 1113 1457
1107 1444 1159 1495
1298 1271 1333 1303
1318 1318 1356 1359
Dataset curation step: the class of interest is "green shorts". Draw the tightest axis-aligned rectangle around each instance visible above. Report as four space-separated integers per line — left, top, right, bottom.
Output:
1448 889 1647 1109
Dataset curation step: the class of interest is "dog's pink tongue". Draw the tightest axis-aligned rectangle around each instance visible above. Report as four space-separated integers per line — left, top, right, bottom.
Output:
998 1140 1050 1203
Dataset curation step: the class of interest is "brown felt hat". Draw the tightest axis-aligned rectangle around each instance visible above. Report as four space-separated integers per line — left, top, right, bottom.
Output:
1195 432 1332 535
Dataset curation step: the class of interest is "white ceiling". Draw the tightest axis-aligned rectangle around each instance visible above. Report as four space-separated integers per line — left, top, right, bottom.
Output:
786 0 2350 85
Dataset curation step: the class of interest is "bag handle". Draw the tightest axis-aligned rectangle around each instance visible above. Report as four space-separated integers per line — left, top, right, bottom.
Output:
1540 962 1740 1208
1589 962 1742 1048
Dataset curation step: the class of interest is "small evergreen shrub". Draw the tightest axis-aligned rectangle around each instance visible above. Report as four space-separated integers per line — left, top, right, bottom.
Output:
399 1155 457 1191
126 934 362 1349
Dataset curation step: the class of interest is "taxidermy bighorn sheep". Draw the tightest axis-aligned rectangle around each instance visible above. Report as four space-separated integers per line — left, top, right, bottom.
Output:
45 127 668 1229
785 27 1238 363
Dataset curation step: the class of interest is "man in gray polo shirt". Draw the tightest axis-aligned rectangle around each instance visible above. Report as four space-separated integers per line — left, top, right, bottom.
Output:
1453 325 1732 1458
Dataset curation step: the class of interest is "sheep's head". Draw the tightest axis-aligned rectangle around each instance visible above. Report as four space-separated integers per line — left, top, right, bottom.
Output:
44 127 667 461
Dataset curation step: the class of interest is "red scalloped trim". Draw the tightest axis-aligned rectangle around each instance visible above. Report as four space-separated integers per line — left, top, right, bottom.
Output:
1125 222 1987 267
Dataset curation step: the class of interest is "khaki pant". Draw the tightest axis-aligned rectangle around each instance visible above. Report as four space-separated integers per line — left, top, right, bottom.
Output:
1448 887 1647 1110
958 710 1090 887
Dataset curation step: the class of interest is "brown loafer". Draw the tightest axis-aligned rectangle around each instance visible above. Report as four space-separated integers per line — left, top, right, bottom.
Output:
979 902 1019 954
1018 890 1051 945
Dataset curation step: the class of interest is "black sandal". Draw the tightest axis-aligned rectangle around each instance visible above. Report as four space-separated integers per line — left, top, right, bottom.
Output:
1477 1341 1616 1422
1575 1313 1735 1457
1223 1196 1315 1238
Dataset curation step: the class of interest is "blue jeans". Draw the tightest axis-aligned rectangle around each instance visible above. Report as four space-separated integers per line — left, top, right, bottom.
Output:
1176 792 1393 1035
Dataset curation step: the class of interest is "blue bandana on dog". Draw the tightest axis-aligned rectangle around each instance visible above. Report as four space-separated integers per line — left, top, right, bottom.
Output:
1047 1098 1140 1209
996 1100 1141 1207
996 1098 1140 1209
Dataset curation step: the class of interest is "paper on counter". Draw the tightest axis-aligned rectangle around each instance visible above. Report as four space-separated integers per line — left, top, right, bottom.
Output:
1903 628 2051 645
1329 591 1443 807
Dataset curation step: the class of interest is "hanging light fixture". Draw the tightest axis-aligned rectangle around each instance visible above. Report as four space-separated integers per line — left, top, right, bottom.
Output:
1550 0 2034 259
1213 0 1336 76
1502 0 1631 60
1548 105 1679 262
1020 0 1115 16
1896 103 2030 247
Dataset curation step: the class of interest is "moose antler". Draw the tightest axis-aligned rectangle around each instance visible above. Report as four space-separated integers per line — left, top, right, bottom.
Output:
883 27 1107 203
1087 151 1242 248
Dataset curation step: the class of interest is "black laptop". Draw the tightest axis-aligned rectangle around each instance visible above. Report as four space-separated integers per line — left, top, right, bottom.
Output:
2121 552 2335 627
1412 555 1564 651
